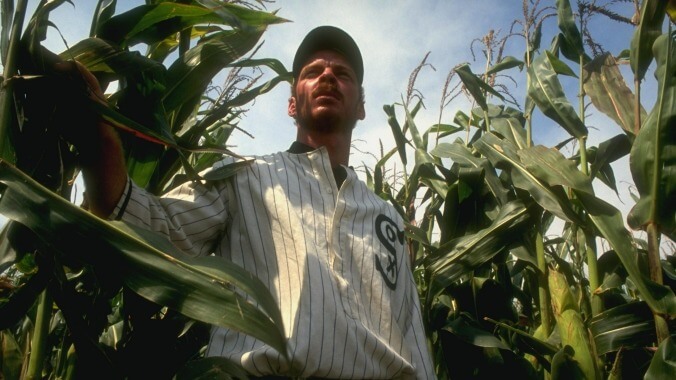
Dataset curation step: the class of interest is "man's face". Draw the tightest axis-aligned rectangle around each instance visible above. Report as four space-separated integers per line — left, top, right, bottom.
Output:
288 50 365 132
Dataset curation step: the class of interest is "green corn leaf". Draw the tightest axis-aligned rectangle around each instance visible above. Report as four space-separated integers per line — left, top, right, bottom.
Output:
574 190 676 316
430 141 509 205
194 0 289 28
474 133 584 225
99 3 286 48
415 148 447 199
404 99 425 150
628 32 676 241
589 134 632 192
383 104 408 166
163 27 265 114
590 301 658 355
582 53 646 137
90 0 117 38
528 51 588 139
453 110 472 129
644 336 676 380
555 0 588 63
487 105 528 150
424 123 463 143
374 146 397 197
517 145 594 194
443 314 510 350
630 0 668 81
426 200 530 299
0 160 289 359
551 33 583 64
455 63 505 112
486 56 524 76
544 50 578 78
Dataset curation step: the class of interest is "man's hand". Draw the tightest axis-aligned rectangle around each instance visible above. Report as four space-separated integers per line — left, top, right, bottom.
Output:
51 60 128 218
51 60 110 158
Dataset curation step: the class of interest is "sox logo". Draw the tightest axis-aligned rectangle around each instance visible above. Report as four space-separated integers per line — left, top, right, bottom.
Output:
375 214 403 290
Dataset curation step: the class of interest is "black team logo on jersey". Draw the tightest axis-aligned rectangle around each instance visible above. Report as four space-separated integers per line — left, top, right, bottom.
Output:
375 214 403 290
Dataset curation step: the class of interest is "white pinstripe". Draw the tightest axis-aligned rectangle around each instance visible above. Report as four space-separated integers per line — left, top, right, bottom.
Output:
113 146 435 379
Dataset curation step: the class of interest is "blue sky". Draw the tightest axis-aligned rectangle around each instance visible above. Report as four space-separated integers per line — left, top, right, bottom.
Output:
8 0 654 237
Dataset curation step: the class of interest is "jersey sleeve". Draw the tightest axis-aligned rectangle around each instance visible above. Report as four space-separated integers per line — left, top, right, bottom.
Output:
109 175 231 257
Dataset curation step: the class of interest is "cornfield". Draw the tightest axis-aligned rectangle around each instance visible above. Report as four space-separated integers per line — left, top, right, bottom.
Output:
0 0 674 379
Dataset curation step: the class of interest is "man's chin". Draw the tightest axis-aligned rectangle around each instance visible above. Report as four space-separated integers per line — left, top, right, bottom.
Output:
300 116 355 132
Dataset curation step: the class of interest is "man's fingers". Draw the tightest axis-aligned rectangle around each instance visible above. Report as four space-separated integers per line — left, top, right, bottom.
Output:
53 60 107 104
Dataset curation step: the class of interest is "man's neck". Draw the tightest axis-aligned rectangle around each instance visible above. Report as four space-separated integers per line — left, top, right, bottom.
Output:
296 129 352 168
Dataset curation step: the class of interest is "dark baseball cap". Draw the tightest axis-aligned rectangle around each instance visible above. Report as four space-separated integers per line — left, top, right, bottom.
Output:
292 26 364 84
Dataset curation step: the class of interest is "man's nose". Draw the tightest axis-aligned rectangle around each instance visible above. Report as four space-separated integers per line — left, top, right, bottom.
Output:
318 67 337 83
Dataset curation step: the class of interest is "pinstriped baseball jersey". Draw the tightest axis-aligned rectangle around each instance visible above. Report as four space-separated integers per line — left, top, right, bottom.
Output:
112 145 435 379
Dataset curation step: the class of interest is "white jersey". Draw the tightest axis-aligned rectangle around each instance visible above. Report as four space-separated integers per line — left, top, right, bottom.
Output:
112 146 435 379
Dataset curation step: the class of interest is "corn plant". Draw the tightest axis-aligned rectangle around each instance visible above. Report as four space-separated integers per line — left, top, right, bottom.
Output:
369 0 675 378
0 1 290 378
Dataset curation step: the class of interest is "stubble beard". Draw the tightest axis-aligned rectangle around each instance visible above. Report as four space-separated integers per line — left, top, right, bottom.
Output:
296 113 357 133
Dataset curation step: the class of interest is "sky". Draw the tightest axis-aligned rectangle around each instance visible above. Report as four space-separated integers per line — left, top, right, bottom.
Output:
5 0 661 245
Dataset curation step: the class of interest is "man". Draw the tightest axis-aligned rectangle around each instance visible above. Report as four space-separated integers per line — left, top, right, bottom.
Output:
73 25 435 379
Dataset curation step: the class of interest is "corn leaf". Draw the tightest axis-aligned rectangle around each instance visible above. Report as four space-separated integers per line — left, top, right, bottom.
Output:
384 104 409 166
474 133 584 225
443 314 510 350
517 145 594 194
455 63 504 112
0 160 288 359
528 51 588 139
574 190 676 316
628 32 676 241
487 105 529 150
589 134 632 193
59 37 154 75
415 148 447 199
99 3 286 48
424 123 463 142
555 0 589 63
453 110 472 129
404 99 425 150
163 28 264 115
426 200 530 299
644 336 676 380
486 56 524 76
430 141 509 205
194 0 289 28
582 53 646 137
90 0 117 37
630 0 667 81
590 301 658 355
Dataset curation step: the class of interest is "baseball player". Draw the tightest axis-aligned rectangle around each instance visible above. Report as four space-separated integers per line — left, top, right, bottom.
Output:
70 25 435 379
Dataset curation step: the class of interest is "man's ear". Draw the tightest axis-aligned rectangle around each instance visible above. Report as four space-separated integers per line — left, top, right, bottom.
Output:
357 101 365 120
288 96 297 117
